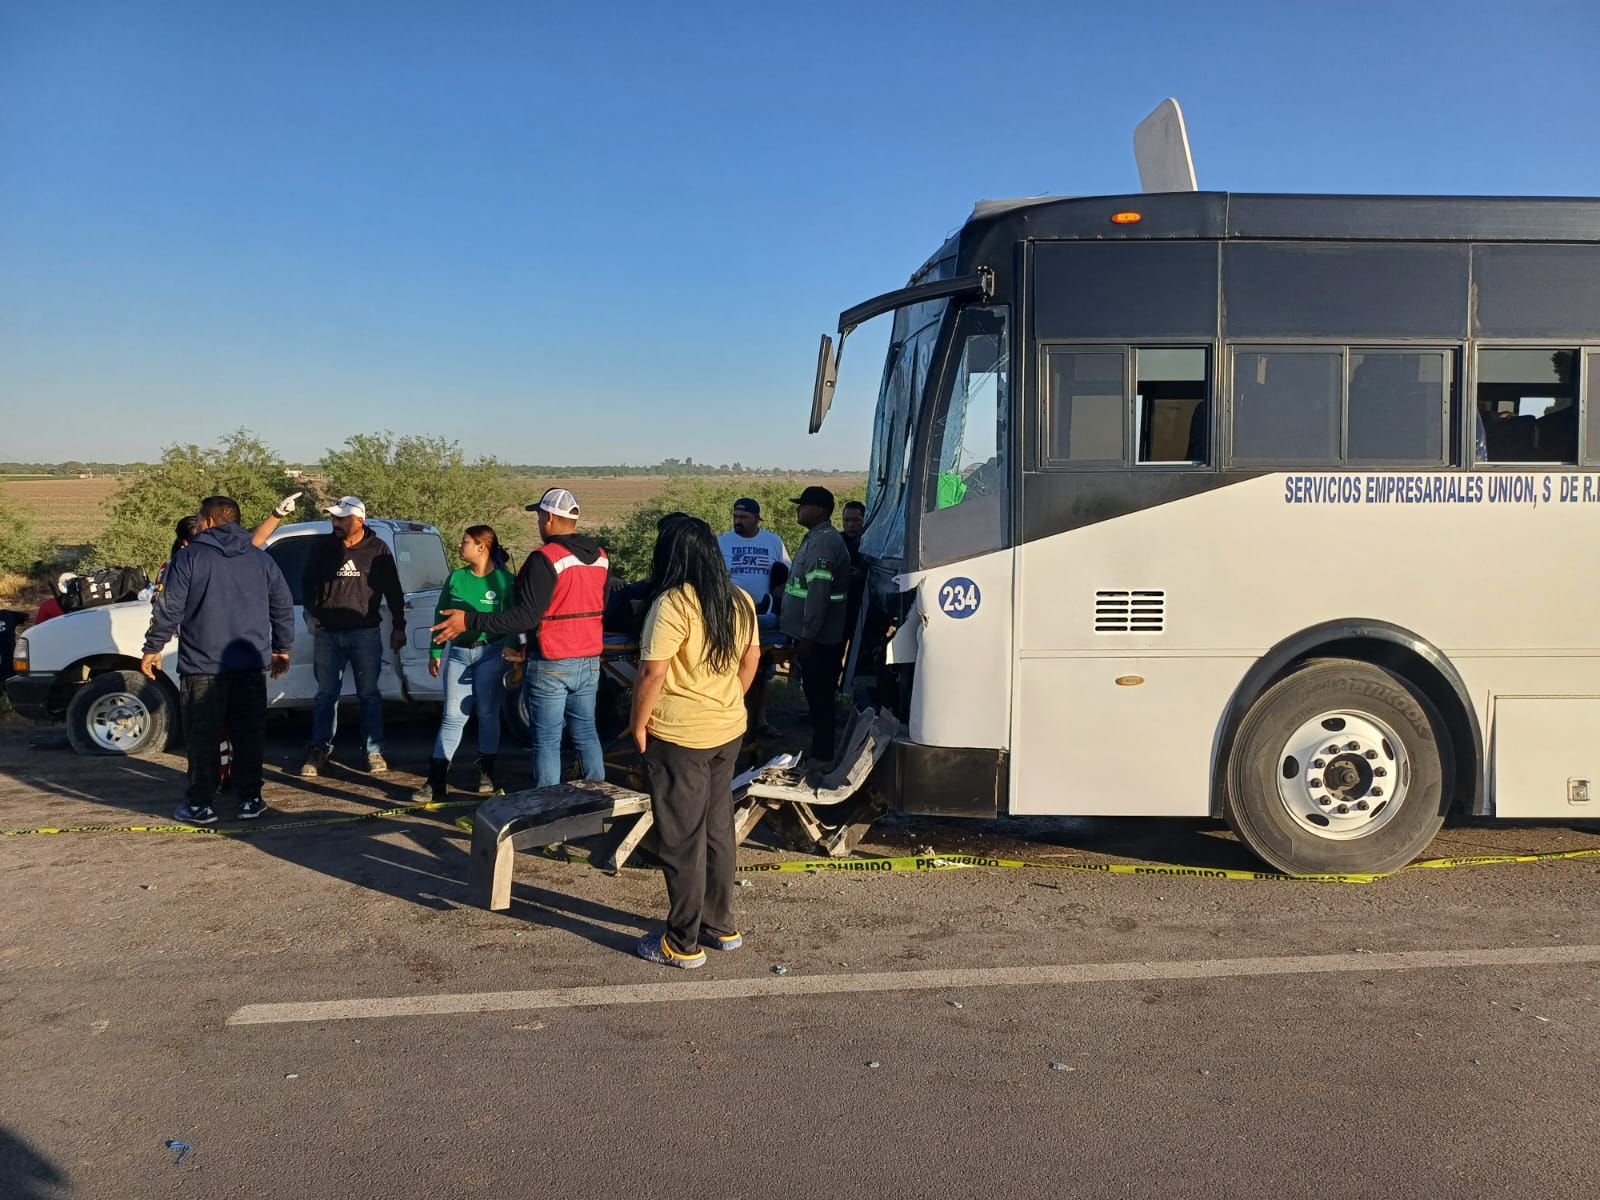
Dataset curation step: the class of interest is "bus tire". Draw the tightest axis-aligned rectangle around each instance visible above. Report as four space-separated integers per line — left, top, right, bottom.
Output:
65 670 175 758
1224 657 1449 877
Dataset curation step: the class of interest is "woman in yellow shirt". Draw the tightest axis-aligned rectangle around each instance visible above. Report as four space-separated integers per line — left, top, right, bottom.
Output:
628 518 761 969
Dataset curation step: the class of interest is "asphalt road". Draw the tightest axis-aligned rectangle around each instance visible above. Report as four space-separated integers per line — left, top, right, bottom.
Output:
3 716 1599 1199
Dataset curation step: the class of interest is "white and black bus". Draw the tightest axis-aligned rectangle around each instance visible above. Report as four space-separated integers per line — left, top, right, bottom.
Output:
815 185 1600 875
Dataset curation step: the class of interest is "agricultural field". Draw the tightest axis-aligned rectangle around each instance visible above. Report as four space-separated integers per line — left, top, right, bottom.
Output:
1 476 122 550
504 476 727 528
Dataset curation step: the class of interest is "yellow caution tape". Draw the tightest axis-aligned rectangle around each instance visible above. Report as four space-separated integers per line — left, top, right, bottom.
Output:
737 853 1383 883
527 842 1600 885
10 806 1600 885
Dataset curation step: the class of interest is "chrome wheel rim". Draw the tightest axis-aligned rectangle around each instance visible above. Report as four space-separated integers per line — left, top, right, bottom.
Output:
1275 709 1409 840
85 691 152 752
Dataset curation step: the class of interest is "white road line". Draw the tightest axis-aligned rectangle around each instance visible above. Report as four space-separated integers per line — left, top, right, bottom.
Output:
226 944 1600 1026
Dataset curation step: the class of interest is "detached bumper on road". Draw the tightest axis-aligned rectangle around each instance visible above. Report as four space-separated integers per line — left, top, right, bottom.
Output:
4 672 57 721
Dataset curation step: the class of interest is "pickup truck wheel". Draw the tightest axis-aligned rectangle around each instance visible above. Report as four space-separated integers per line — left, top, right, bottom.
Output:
501 677 531 747
498 672 629 748
595 674 628 741
65 670 174 757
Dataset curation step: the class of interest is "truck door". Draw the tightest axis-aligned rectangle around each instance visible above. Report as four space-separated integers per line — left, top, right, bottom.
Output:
262 533 322 706
391 530 449 701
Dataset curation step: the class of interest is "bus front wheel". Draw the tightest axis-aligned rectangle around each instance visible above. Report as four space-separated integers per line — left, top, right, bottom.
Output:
1225 658 1449 877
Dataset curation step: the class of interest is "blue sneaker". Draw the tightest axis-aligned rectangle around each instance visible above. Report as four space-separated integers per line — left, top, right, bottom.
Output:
699 930 743 952
174 804 217 826
635 931 706 969
237 797 268 820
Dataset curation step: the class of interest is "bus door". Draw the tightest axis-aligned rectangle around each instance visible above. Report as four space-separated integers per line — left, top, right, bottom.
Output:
905 304 1015 789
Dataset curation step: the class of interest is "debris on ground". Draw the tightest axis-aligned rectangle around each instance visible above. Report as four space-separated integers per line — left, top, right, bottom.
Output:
771 964 788 975
164 1140 191 1166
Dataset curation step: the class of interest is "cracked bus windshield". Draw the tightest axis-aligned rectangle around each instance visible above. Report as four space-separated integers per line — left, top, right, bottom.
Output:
859 294 948 566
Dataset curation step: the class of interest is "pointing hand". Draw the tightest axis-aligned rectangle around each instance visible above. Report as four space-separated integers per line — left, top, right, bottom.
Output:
431 610 468 645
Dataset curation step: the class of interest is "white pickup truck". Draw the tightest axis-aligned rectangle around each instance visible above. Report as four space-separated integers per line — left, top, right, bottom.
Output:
6 519 467 756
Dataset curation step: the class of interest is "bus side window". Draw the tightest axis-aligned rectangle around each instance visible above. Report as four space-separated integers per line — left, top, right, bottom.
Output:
1586 352 1600 466
1475 349 1577 464
1231 349 1342 465
1135 347 1209 464
1346 349 1448 464
1043 349 1123 465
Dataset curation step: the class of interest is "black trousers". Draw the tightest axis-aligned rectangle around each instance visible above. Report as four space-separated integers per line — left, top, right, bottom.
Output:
797 641 846 762
643 734 742 957
181 672 267 804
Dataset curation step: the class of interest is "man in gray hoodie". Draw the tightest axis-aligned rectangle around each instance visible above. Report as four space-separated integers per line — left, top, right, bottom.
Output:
142 495 295 825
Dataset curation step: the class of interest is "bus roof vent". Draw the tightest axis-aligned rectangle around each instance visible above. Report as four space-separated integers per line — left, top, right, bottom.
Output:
1094 589 1166 634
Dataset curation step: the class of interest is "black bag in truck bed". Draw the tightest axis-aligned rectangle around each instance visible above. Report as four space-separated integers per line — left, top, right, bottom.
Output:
60 567 149 611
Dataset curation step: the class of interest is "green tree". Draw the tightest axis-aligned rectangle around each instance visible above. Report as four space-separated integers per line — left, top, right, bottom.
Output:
0 498 52 575
593 477 855 581
91 431 301 571
320 433 520 561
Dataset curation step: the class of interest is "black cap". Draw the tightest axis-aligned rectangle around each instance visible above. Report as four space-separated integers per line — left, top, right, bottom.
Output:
731 497 761 517
790 485 835 509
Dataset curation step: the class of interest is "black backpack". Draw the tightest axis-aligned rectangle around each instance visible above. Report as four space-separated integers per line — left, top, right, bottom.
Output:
0 609 27 683
59 567 150 612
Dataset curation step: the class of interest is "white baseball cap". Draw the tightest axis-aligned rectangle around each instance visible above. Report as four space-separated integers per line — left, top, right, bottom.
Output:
324 496 367 518
528 487 579 519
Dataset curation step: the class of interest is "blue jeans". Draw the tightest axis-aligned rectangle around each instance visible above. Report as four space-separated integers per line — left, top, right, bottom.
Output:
432 643 506 762
311 627 386 755
525 656 605 788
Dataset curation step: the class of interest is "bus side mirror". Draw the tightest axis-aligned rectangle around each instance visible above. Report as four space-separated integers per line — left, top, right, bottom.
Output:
809 334 838 434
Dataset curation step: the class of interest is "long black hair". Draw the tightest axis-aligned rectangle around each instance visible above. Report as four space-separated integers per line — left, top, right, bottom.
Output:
651 517 751 674
169 515 204 562
464 524 510 570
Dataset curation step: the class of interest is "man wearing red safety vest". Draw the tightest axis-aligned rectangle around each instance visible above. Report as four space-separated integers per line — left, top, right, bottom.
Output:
432 488 610 787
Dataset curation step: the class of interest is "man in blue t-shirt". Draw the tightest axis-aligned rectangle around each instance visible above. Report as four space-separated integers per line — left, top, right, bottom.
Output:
717 498 790 615
717 498 789 737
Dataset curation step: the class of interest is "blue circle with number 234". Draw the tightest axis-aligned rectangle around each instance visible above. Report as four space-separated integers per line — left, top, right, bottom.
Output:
937 577 981 619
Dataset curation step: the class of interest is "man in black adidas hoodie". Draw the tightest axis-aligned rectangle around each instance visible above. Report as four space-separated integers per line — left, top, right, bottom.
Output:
299 496 407 777
433 488 610 787
141 495 295 825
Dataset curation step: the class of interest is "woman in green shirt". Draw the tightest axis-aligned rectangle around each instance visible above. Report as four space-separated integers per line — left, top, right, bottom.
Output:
413 526 514 801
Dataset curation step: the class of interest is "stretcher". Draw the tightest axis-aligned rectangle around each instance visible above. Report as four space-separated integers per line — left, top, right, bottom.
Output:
466 698 903 911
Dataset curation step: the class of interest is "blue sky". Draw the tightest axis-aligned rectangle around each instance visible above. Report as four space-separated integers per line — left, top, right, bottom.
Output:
3 0 1597 468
